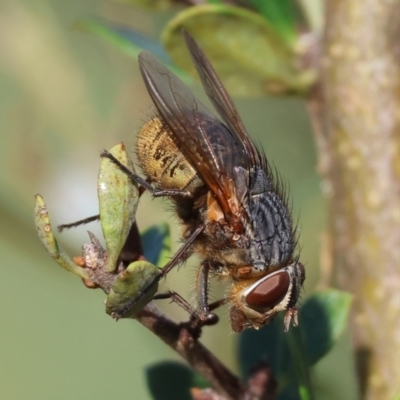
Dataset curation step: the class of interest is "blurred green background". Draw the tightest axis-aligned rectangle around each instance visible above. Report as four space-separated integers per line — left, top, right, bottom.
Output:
0 1 356 399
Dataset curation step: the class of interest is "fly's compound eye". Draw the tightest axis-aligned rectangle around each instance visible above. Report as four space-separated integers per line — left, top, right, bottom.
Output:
244 271 290 311
237 262 304 331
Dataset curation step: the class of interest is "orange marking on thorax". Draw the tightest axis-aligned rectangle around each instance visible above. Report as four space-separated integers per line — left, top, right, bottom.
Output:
207 192 226 224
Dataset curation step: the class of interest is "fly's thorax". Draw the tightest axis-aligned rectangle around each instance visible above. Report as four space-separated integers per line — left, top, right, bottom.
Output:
245 178 296 270
203 191 252 251
136 116 202 192
229 261 305 332
192 235 249 267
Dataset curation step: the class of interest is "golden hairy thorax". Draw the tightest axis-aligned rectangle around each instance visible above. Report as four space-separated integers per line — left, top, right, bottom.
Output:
136 117 202 192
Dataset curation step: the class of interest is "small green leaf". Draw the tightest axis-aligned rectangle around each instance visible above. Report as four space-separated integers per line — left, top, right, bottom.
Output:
298 385 312 400
300 289 353 365
98 143 139 272
146 361 208 400
141 223 171 268
75 20 143 59
162 4 316 96
191 372 209 390
75 20 192 83
105 260 159 318
34 194 90 280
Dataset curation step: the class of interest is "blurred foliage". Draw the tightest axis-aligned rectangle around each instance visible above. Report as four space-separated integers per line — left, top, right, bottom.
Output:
82 4 316 96
147 361 209 400
0 0 358 399
162 4 313 96
144 290 352 400
142 223 171 267
239 290 352 399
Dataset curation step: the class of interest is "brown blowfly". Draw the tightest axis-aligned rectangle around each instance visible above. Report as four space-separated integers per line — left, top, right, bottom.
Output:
103 31 305 332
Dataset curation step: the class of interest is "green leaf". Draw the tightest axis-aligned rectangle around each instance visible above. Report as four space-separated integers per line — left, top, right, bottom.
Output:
34 194 90 280
98 143 139 272
248 0 298 45
162 4 316 96
300 289 353 365
105 260 159 318
146 361 208 400
141 223 171 268
75 20 192 83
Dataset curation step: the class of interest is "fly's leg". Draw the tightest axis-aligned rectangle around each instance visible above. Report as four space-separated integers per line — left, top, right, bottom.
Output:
101 150 193 198
197 260 212 319
154 291 228 322
175 259 230 335
196 260 229 316
57 214 100 232
154 291 219 327
113 224 205 319
154 291 226 339
185 297 229 338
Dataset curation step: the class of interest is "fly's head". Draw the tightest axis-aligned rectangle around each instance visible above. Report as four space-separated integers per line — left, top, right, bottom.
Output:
229 260 305 333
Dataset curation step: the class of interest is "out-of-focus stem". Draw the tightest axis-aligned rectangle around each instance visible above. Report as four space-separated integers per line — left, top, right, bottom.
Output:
312 1 400 399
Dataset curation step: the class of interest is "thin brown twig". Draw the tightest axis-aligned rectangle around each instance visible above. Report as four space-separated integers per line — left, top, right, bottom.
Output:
135 303 246 400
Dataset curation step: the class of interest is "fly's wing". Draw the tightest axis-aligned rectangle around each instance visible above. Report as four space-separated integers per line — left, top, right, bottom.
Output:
182 31 262 168
138 51 247 229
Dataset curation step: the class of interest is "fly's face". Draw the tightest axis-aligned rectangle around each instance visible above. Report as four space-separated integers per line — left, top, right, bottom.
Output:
229 262 305 332
133 31 305 332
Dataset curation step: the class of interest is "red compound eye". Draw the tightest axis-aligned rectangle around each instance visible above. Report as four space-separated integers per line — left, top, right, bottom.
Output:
245 271 290 310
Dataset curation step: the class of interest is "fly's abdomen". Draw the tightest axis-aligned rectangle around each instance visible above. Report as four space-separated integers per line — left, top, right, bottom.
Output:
136 117 203 192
